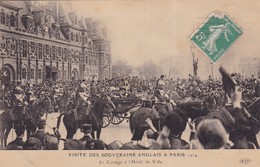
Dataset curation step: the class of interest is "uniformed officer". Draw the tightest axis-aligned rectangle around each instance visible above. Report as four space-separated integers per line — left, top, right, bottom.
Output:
154 80 176 119
90 80 99 99
156 75 166 89
10 86 26 121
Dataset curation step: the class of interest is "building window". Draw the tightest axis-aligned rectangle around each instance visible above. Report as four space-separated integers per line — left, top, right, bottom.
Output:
57 47 61 60
44 45 50 61
45 44 49 54
22 68 26 79
38 69 42 79
0 9 5 25
64 70 66 79
52 46 56 61
63 49 67 62
11 45 15 50
85 56 88 64
76 34 78 42
58 70 61 80
31 42 35 53
31 69 34 79
10 12 15 27
71 32 74 41
22 41 27 58
1 43 5 49
38 44 42 59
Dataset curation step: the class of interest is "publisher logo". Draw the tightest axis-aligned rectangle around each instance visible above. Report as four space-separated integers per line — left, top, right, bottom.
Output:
239 158 252 165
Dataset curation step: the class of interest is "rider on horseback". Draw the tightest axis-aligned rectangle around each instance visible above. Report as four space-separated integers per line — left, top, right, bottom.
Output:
10 85 27 122
154 80 176 119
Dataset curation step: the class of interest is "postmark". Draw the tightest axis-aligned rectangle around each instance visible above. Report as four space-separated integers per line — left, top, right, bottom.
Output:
190 12 243 63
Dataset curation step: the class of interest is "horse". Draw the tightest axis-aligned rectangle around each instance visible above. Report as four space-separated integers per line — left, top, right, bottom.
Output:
24 95 53 137
55 89 72 114
56 93 115 140
0 95 52 147
129 98 210 141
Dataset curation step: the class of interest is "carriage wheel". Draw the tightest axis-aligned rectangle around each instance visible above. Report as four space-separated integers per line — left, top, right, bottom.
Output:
110 113 125 125
102 115 110 128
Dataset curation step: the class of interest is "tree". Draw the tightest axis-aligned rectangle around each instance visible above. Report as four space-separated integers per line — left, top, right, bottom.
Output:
112 60 133 77
137 61 161 79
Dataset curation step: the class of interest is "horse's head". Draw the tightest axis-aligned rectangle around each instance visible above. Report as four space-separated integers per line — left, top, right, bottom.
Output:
33 95 53 116
177 99 210 120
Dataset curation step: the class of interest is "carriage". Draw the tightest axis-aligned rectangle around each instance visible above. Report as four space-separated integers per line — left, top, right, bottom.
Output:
102 95 150 128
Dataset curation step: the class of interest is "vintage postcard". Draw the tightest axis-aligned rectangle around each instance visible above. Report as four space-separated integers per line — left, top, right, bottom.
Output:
0 0 260 166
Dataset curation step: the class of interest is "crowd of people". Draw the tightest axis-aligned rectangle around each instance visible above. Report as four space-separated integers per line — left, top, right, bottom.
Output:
1 72 260 150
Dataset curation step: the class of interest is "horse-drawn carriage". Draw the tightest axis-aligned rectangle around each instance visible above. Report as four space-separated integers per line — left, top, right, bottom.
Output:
102 96 143 128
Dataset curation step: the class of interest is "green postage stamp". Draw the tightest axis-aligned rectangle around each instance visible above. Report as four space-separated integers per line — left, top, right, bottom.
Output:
190 12 243 63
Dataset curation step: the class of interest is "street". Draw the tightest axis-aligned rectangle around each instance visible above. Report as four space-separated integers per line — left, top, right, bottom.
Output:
2 111 260 150
2 112 193 150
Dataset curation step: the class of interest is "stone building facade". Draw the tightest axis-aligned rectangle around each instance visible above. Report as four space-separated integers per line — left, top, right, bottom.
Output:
0 1 112 85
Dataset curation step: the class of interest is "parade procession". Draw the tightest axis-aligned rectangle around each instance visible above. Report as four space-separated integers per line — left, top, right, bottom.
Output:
0 0 260 151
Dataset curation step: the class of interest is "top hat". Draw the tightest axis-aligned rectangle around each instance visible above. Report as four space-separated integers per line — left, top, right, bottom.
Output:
160 75 165 78
37 119 46 126
82 124 92 133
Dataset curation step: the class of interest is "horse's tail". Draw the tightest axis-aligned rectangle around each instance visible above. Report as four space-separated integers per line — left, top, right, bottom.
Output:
129 111 135 134
56 113 65 130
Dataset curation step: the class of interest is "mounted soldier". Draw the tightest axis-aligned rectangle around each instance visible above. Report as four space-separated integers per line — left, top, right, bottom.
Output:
24 84 37 108
90 80 99 101
154 80 176 120
10 85 26 123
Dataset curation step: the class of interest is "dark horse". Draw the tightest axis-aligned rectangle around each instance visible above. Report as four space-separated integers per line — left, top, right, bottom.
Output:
129 98 210 141
56 94 115 139
56 89 73 114
0 95 52 147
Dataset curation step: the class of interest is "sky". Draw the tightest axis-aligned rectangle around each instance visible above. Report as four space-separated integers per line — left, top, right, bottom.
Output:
69 0 260 79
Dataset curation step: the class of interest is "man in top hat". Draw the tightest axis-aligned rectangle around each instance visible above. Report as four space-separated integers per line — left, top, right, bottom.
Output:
80 124 94 149
156 75 166 89
29 119 47 146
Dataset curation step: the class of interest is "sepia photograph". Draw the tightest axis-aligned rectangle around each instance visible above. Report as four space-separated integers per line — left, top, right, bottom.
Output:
0 0 260 166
